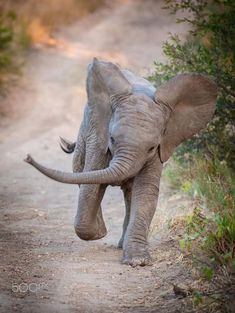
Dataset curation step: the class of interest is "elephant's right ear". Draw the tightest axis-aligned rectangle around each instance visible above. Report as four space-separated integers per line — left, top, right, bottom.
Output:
155 74 217 162
86 58 132 153
92 58 132 96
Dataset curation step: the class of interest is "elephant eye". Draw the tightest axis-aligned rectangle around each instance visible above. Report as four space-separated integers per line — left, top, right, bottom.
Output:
110 136 115 144
148 146 155 153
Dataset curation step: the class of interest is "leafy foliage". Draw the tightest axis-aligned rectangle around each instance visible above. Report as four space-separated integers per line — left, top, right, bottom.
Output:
0 10 16 80
166 156 235 272
156 2 235 308
165 156 235 312
149 0 235 167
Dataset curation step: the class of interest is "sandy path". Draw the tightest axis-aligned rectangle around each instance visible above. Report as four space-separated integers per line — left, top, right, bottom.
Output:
0 1 193 312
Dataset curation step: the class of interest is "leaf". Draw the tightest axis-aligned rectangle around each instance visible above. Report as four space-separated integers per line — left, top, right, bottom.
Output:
201 266 214 281
193 291 203 306
182 180 192 194
179 239 187 250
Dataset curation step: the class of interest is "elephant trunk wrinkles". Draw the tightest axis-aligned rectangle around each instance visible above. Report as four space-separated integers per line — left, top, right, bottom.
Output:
24 153 138 185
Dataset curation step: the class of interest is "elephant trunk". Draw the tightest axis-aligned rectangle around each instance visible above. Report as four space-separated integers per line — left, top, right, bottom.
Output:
24 153 139 185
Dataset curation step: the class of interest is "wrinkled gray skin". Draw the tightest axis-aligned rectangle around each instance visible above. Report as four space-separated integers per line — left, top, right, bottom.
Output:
25 58 217 267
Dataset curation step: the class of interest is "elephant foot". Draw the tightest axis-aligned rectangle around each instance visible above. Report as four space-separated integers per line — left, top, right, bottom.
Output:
122 247 152 267
91 226 107 240
74 225 107 241
74 213 107 241
75 204 108 240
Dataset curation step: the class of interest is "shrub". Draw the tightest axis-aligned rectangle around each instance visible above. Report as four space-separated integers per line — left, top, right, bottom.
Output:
166 157 235 312
151 2 235 310
171 156 235 272
0 10 17 86
149 0 235 168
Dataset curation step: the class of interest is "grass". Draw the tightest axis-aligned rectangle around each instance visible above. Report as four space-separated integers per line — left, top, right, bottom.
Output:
165 155 235 270
164 154 235 312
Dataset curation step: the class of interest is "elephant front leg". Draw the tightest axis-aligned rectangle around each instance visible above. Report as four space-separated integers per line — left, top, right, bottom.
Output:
74 184 107 240
118 180 133 249
122 156 163 267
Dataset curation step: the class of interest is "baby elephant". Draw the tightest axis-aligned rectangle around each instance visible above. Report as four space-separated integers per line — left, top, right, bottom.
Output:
25 58 217 267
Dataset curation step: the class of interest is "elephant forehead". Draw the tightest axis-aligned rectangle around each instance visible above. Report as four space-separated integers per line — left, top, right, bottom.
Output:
116 96 160 124
111 110 161 143
110 94 164 135
114 107 155 127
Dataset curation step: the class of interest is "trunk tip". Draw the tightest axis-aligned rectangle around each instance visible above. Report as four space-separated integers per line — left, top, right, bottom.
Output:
24 154 33 164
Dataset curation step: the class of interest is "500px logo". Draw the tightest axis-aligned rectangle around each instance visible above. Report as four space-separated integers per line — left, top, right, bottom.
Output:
12 282 48 293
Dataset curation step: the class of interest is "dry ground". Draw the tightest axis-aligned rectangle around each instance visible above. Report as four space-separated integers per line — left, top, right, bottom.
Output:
0 1 196 312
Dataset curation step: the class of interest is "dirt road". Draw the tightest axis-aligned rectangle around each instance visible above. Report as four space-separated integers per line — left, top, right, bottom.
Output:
0 1 194 312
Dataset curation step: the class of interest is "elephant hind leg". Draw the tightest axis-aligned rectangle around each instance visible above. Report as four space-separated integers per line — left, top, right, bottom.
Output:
118 180 133 249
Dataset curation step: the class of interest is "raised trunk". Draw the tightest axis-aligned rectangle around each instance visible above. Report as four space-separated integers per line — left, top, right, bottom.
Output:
24 154 136 185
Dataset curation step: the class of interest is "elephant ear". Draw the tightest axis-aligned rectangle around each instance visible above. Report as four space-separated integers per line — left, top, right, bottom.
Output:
155 74 217 162
86 58 132 152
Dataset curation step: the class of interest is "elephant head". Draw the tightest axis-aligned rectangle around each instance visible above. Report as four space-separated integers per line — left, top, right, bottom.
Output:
25 58 217 186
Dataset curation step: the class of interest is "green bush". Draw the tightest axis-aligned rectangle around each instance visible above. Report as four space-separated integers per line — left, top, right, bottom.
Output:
167 157 235 311
153 1 235 270
0 11 15 65
152 2 235 309
0 10 17 87
166 154 235 267
149 0 235 168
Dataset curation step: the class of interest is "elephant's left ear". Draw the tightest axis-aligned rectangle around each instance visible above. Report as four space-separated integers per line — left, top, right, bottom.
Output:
155 74 218 162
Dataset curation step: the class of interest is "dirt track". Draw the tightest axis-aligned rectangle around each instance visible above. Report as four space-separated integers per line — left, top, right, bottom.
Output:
0 1 194 312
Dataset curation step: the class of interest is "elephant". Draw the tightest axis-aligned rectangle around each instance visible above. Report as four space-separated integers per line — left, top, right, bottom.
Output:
25 58 217 267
